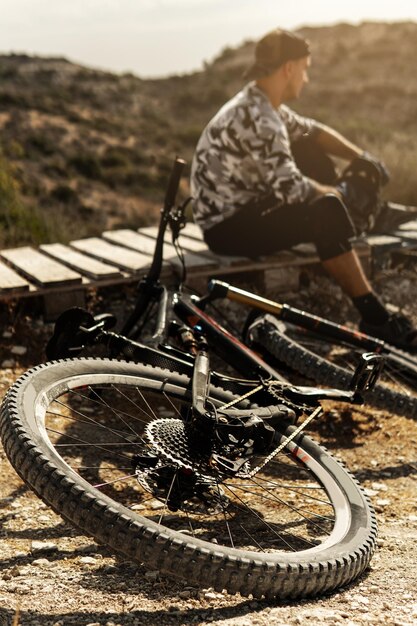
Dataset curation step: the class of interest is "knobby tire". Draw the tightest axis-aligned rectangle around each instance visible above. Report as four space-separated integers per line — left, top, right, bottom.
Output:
0 358 377 599
249 316 417 419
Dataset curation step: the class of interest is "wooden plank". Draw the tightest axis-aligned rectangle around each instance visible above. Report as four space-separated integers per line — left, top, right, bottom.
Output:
70 237 151 272
103 229 216 270
40 243 122 280
169 230 245 266
103 229 157 256
176 233 211 254
0 260 31 293
141 226 243 265
0 247 82 287
398 219 417 232
364 235 404 250
139 222 203 241
177 237 248 266
393 230 417 244
180 222 204 240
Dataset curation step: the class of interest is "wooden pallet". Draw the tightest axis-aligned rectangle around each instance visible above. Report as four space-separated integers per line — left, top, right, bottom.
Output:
0 220 415 319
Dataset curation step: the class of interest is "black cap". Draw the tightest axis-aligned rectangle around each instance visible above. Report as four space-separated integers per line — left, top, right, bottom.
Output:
244 29 310 80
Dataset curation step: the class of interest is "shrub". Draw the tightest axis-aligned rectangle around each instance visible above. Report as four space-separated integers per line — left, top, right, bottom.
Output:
0 151 50 246
50 184 78 203
68 153 102 179
26 132 56 156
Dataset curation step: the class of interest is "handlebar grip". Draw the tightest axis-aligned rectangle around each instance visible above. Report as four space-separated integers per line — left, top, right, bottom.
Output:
164 157 186 209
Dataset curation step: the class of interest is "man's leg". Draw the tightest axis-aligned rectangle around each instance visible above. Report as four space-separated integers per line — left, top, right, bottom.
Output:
321 249 392 324
321 245 417 349
321 249 371 298
310 197 396 325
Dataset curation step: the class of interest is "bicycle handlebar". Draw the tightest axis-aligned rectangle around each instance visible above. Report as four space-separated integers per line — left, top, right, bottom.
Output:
164 157 186 211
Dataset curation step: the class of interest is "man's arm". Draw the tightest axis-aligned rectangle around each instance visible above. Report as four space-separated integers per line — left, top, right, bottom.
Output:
313 123 363 161
306 179 341 199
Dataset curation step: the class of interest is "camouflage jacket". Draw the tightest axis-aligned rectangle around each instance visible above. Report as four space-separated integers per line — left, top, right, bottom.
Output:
191 82 318 231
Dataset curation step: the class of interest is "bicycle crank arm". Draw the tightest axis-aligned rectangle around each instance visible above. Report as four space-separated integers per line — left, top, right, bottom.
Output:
278 384 358 405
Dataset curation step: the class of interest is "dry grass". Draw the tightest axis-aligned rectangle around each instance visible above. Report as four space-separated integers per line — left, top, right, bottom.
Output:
0 21 416 245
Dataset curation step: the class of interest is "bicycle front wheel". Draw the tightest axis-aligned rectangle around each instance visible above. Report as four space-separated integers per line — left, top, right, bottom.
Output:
0 358 377 600
249 315 417 419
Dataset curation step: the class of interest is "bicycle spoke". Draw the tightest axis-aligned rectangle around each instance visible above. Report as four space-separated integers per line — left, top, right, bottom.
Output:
41 379 341 555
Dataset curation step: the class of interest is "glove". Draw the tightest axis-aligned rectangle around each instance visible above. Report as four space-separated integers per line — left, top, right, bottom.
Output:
360 151 390 186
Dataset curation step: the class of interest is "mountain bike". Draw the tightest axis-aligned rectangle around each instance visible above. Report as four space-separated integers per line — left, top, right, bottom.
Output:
0 157 382 600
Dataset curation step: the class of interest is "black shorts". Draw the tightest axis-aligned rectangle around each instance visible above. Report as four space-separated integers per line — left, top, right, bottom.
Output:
204 194 355 262
203 135 355 261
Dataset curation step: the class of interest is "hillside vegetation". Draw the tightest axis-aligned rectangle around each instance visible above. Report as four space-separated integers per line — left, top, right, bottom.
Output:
0 21 416 246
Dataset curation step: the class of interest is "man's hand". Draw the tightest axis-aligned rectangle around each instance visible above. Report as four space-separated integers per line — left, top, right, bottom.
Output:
360 151 390 186
309 180 343 201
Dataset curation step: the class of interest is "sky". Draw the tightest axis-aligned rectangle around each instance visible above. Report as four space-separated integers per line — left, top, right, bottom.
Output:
1 0 417 77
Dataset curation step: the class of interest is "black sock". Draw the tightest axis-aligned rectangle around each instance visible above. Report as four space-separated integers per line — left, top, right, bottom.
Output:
352 292 389 325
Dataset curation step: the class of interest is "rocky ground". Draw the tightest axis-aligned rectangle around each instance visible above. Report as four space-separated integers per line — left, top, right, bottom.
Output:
0 268 416 626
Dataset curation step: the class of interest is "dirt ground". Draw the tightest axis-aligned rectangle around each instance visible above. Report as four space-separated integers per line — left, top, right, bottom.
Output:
0 269 416 626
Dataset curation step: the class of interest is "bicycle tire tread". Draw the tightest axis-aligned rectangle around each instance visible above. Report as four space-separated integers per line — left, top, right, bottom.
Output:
252 319 417 419
0 358 377 599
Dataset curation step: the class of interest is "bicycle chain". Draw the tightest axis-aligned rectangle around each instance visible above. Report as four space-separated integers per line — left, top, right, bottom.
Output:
245 405 323 478
219 379 312 415
218 379 322 479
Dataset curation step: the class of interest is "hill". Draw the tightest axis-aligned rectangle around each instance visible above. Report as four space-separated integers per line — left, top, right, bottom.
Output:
0 21 416 246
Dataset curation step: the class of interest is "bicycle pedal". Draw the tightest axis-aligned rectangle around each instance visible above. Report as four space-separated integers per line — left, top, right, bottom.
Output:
350 352 384 394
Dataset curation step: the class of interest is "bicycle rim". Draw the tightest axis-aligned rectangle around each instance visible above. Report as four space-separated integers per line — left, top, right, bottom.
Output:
1 358 377 599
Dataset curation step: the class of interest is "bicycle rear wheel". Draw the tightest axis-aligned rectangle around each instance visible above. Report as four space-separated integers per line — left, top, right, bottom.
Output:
0 358 377 599
249 315 417 419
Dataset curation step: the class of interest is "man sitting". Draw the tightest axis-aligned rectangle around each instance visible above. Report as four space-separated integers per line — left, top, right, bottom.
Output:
190 28 416 351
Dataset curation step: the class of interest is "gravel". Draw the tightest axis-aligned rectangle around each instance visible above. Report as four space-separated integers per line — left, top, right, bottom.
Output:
0 267 416 625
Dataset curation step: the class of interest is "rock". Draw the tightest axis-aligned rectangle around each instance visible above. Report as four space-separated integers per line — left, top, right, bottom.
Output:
144 570 159 581
2 330 12 338
32 558 52 567
371 481 388 492
202 590 224 600
79 556 97 565
11 345 27 355
1 359 14 368
149 499 164 509
376 499 391 507
10 566 21 577
31 541 58 553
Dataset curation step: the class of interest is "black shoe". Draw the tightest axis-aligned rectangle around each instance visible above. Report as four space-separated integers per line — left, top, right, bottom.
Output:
359 313 417 353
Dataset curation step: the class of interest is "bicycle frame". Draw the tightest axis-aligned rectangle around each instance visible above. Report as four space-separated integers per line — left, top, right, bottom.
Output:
206 279 417 367
120 281 379 406
46 156 382 409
